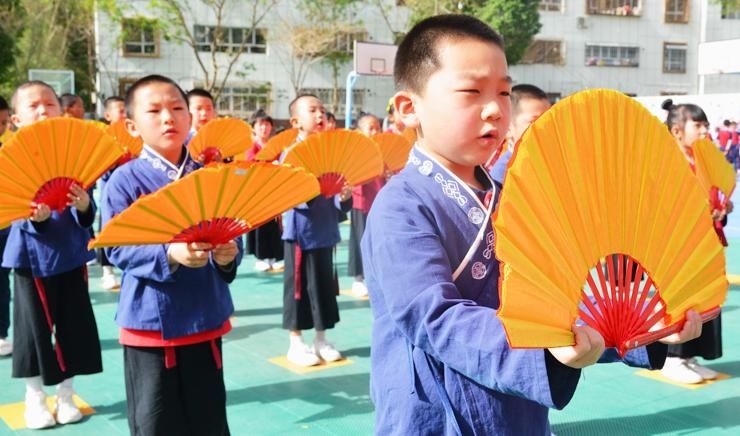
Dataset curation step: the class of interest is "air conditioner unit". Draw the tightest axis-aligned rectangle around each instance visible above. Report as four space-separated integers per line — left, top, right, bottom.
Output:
577 16 587 29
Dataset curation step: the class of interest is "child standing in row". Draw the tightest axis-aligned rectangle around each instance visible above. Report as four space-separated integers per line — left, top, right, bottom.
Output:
3 81 102 429
282 94 352 367
186 88 217 144
103 75 241 435
0 95 12 357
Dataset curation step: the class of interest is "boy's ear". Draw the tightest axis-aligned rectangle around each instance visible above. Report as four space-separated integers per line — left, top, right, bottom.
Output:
393 91 418 129
125 118 140 138
10 114 22 128
670 125 682 141
289 115 299 129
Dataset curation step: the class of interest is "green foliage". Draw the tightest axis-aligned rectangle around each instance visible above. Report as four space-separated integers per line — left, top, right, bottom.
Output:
476 0 541 65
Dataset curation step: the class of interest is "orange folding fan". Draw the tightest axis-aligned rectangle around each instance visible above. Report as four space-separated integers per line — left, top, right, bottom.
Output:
373 132 413 173
90 162 319 248
254 128 299 162
188 118 253 164
106 120 144 165
493 89 727 357
282 129 384 197
691 138 736 211
0 118 124 228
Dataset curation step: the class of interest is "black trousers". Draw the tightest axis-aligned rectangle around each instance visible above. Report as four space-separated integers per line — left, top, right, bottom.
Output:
0 233 10 338
245 219 284 261
12 267 102 385
667 315 722 360
124 340 229 436
347 209 367 278
283 242 340 331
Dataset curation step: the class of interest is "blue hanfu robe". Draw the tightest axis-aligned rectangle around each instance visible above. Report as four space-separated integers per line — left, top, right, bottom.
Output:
362 146 664 435
103 145 243 339
489 148 512 185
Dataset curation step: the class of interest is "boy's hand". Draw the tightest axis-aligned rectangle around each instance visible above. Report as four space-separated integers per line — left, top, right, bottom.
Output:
167 242 212 268
726 200 734 215
67 184 90 213
339 185 352 201
657 309 703 345
384 169 395 181
548 325 605 369
212 241 238 266
30 203 51 222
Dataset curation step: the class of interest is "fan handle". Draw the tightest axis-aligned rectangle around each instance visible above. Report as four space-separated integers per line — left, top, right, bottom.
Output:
624 306 721 352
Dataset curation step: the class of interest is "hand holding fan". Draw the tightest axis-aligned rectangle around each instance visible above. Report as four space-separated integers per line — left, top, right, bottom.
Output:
0 117 124 228
282 129 384 197
254 128 299 162
106 120 144 165
90 162 319 248
188 118 253 164
494 89 728 357
372 132 413 173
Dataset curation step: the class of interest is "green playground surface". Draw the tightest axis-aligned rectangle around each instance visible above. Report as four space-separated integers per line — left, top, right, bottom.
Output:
0 225 738 435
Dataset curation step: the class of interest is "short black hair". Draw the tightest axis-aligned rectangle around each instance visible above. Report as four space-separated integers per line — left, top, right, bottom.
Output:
357 113 378 127
60 93 82 109
11 81 59 112
0 96 8 112
104 96 124 109
325 112 336 122
249 108 273 127
394 14 504 94
186 88 214 103
289 93 321 117
662 99 709 131
125 75 188 119
511 84 548 116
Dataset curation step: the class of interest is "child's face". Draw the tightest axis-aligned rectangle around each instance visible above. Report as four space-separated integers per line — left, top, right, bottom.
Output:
358 117 380 137
395 38 511 169
189 96 216 131
65 99 85 119
681 119 709 147
254 119 272 141
510 98 550 144
326 117 336 131
126 82 191 151
0 109 9 136
11 86 62 128
104 101 126 123
290 96 326 136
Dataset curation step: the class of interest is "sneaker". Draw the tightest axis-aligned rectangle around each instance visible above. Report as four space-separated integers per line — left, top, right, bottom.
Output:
0 337 11 356
661 357 703 384
314 341 342 362
287 343 320 367
271 260 285 272
255 260 271 272
55 394 83 425
24 390 55 429
101 271 119 290
686 358 719 380
351 281 368 298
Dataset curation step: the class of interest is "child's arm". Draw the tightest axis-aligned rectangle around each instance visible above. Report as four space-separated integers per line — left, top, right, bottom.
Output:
335 185 352 212
67 184 96 228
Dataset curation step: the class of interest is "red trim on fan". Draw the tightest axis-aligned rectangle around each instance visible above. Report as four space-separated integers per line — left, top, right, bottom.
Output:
318 173 346 198
33 177 82 213
170 218 250 246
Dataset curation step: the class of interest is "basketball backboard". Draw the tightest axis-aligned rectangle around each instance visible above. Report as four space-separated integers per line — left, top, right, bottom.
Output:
28 69 75 95
698 39 740 75
354 41 397 76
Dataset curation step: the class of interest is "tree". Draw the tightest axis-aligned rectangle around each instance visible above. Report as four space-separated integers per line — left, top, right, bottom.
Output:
476 0 541 65
0 0 24 98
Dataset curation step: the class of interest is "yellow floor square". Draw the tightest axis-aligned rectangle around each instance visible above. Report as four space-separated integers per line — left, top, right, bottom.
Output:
634 369 731 389
0 395 94 430
339 290 369 301
728 274 740 286
268 356 353 375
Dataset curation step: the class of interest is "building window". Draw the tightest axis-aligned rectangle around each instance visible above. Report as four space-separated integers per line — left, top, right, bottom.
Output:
585 44 639 67
301 88 367 116
122 18 159 57
215 85 270 119
332 31 368 55
118 78 138 96
539 0 562 12
521 40 565 64
663 42 687 73
721 2 740 19
587 0 642 16
665 0 689 23
194 25 267 54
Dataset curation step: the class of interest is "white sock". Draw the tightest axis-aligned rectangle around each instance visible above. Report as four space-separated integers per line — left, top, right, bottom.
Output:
57 378 75 398
102 266 114 276
289 334 305 348
315 330 326 344
25 376 44 395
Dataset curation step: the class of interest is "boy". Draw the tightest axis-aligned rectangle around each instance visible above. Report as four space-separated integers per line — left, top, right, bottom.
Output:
187 88 217 140
0 95 11 357
60 93 85 119
3 81 102 429
348 113 383 297
103 96 126 124
103 75 241 435
488 84 551 184
282 94 352 367
361 16 702 434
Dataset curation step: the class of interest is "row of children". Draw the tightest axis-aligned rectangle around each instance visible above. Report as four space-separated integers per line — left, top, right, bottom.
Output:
717 119 740 172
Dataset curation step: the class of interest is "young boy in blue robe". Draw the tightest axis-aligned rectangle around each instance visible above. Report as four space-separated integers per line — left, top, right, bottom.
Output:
0 95 11 358
281 94 352 367
3 81 102 429
361 15 703 435
103 75 242 436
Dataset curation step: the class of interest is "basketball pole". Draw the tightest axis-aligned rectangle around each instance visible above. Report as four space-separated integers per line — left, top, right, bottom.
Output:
345 70 359 129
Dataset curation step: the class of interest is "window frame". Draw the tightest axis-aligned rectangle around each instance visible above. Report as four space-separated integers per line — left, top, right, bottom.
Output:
663 42 687 74
664 0 690 23
539 0 562 12
121 18 160 58
584 43 640 67
193 25 268 54
213 84 271 119
586 0 642 17
521 39 566 65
